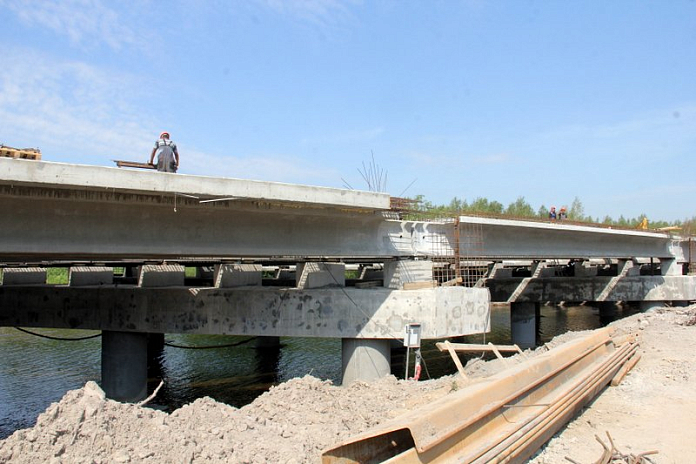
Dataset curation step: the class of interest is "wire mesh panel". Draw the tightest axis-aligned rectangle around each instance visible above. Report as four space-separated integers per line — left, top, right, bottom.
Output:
458 219 487 287
423 217 487 287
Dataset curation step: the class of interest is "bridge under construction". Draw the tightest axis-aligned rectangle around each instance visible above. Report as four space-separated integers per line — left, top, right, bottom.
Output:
0 157 693 405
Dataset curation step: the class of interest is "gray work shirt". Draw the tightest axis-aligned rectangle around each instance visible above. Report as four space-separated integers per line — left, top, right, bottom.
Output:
154 139 178 172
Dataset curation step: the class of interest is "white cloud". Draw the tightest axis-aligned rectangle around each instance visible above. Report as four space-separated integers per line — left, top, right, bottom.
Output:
0 0 150 51
0 48 155 162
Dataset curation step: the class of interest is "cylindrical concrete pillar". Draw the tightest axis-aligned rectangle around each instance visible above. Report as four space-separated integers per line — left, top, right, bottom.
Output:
256 336 281 349
146 332 165 377
640 301 665 312
101 331 148 402
341 339 391 385
511 302 540 349
597 302 618 325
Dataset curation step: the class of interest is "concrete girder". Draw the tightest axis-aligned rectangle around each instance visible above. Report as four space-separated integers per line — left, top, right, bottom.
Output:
0 160 688 264
456 216 684 261
0 286 491 339
0 158 390 210
486 275 696 303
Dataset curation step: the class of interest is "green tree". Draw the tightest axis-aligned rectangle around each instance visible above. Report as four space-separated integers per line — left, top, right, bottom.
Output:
538 204 549 218
505 196 535 218
568 197 585 221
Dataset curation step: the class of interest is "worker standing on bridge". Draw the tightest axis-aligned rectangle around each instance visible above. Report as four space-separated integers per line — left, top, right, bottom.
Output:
549 206 557 221
149 131 179 173
559 207 567 221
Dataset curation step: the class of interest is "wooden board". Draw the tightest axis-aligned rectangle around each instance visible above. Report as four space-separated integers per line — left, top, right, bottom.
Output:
113 160 157 170
0 147 41 160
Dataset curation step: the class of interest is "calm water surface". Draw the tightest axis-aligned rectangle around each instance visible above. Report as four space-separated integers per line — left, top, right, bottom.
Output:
0 303 638 439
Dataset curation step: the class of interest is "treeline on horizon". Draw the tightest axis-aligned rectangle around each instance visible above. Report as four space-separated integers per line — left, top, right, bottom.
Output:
406 195 695 234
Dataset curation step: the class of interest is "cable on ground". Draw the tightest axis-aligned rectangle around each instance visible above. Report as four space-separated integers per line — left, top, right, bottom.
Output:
14 327 102 341
164 337 257 349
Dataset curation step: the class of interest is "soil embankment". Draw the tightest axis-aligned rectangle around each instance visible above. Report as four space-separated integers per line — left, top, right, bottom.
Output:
1 306 694 463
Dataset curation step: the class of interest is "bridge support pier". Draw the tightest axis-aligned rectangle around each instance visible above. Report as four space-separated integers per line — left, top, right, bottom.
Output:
597 302 618 324
256 336 281 349
639 301 666 312
101 331 148 402
511 302 540 349
341 339 391 385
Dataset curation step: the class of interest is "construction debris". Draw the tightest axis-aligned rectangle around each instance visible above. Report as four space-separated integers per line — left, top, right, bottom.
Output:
565 431 658 464
0 145 41 160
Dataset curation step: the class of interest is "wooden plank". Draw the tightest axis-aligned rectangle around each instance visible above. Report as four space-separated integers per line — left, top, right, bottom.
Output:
402 280 437 290
0 147 41 160
442 277 463 287
435 342 523 353
113 160 157 170
443 340 468 380
488 342 510 367
354 280 381 289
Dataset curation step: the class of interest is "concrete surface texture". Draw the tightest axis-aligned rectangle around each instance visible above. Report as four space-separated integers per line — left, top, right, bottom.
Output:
0 285 492 339
0 158 390 209
457 215 683 260
487 275 696 303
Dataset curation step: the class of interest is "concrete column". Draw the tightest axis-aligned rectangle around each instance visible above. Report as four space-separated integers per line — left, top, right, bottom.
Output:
69 266 113 286
341 339 391 385
138 264 185 287
383 260 433 289
215 264 262 288
101 331 148 402
597 302 618 325
2 267 46 285
256 336 281 349
511 302 540 349
660 258 682 276
147 332 165 377
639 301 665 312
296 262 345 288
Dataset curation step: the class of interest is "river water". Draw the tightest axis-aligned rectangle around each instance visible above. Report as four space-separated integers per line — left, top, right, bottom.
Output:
0 303 638 439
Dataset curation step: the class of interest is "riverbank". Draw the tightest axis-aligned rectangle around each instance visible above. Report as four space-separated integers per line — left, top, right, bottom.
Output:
1 306 693 463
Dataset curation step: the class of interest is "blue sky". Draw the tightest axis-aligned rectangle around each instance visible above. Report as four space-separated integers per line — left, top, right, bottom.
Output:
1 1 694 222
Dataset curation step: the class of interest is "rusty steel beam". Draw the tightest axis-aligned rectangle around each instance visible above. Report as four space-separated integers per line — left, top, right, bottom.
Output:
322 327 641 464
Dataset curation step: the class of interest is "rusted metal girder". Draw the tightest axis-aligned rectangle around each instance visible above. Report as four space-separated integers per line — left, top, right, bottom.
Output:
322 327 640 464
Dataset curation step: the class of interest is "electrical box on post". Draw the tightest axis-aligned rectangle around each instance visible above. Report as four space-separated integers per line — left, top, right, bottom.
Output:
404 323 422 348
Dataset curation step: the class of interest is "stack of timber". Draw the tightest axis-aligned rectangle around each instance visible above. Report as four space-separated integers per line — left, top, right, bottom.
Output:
0 145 41 160
322 327 640 464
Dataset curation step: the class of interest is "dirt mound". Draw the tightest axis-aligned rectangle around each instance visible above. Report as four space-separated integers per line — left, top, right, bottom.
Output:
0 373 458 463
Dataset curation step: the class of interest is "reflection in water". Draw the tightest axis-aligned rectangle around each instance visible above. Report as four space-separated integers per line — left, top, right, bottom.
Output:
0 303 638 438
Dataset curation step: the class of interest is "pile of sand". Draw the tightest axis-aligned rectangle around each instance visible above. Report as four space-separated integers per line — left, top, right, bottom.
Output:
1 306 694 463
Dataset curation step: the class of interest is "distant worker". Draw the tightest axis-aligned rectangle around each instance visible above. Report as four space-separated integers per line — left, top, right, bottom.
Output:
149 131 179 173
558 206 568 221
549 206 557 221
